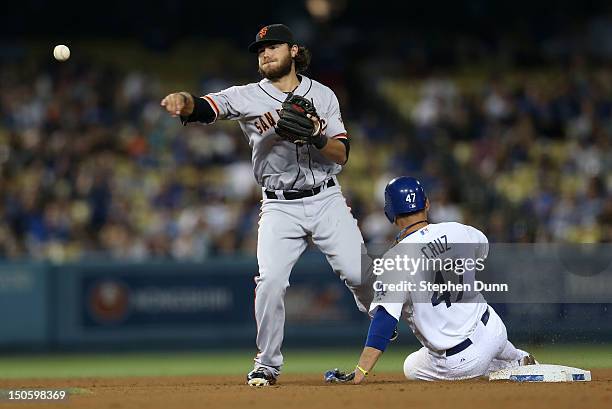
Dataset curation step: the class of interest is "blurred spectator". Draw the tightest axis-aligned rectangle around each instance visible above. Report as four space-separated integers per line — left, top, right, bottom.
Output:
1 26 611 263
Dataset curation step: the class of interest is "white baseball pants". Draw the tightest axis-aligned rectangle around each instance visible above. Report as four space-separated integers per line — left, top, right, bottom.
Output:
403 306 529 380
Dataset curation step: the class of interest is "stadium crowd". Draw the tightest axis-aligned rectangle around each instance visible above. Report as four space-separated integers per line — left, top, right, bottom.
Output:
0 47 610 262
399 63 612 243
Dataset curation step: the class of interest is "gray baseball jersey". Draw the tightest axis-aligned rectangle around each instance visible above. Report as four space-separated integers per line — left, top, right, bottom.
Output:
201 75 347 190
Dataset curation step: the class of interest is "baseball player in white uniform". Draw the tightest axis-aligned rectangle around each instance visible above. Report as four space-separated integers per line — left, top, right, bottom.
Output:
325 176 536 384
160 24 371 386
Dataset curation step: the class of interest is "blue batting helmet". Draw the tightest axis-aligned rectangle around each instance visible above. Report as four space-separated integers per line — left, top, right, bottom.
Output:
384 177 427 223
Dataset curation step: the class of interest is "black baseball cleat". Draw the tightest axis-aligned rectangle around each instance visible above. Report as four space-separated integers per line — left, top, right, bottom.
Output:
390 327 399 342
247 367 277 387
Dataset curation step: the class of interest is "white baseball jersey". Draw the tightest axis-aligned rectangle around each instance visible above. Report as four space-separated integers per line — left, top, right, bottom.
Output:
370 222 489 352
201 75 347 190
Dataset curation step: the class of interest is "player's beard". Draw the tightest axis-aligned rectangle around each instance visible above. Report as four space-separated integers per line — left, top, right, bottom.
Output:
258 52 293 80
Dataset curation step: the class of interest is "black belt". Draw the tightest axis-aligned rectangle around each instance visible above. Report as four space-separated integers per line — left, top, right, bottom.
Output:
265 178 335 200
445 308 490 357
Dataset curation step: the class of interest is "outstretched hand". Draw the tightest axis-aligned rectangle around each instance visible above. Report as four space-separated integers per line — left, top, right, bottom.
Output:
160 92 194 117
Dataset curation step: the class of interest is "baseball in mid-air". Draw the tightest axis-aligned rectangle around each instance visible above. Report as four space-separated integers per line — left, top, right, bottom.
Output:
53 45 70 61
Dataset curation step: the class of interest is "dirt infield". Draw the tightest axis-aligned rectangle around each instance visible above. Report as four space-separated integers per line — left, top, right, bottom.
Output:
1 369 610 409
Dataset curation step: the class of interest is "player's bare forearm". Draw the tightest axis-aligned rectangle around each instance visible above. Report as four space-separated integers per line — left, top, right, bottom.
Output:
354 346 383 384
319 138 347 165
160 92 194 117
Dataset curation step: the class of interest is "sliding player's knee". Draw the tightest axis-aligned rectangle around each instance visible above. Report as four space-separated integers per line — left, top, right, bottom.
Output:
403 352 420 380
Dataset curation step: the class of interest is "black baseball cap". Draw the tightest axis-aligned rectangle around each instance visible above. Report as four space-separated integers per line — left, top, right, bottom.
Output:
248 24 296 53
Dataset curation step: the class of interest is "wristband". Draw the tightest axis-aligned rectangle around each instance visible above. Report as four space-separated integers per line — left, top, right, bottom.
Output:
181 94 216 125
356 365 369 376
312 135 328 150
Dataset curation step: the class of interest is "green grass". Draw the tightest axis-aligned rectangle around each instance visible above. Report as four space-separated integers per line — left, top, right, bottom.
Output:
0 345 609 379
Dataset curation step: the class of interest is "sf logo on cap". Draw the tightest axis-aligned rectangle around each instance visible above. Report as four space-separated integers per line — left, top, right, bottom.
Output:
258 27 268 39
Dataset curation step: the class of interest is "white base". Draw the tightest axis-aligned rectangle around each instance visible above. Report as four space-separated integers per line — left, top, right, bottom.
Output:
489 364 591 382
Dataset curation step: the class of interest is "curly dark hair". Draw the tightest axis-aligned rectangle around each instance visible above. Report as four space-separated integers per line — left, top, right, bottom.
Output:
294 46 311 73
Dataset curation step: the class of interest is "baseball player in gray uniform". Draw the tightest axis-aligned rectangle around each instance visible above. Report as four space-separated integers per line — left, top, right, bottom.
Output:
161 24 372 386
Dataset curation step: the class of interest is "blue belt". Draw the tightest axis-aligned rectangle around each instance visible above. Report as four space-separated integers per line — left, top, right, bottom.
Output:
445 308 490 357
265 178 335 200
